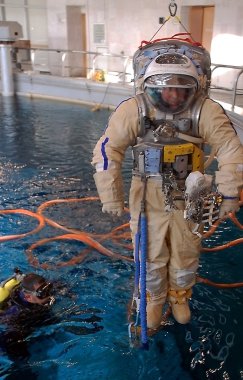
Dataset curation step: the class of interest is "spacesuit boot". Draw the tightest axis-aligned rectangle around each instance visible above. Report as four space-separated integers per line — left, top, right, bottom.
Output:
146 303 164 329
168 288 192 324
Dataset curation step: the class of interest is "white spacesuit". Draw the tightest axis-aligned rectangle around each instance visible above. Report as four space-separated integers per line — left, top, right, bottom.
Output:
92 39 243 328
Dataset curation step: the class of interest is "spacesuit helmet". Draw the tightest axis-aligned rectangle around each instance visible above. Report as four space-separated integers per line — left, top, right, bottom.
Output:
143 53 199 114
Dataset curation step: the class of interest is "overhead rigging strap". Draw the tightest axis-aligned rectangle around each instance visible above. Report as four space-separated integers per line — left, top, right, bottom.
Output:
147 1 197 45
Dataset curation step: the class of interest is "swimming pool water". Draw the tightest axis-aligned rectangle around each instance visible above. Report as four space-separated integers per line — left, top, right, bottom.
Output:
0 95 242 380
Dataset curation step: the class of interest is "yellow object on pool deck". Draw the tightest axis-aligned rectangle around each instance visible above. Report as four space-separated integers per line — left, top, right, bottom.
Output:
93 70 105 82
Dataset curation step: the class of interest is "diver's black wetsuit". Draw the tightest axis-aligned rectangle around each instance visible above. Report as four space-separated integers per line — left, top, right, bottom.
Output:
0 286 103 362
0 287 53 360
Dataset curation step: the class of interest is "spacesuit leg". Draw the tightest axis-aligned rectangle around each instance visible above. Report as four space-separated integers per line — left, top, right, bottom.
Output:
129 177 170 329
168 202 203 324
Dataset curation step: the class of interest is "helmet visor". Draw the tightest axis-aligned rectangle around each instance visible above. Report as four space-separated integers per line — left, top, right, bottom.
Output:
145 74 197 89
144 74 197 113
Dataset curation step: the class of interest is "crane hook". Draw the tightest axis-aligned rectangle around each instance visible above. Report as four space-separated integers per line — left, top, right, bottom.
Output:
169 0 177 17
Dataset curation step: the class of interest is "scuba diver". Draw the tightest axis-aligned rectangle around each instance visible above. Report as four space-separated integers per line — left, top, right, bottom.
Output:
91 37 243 331
0 269 55 317
0 268 103 364
0 269 55 360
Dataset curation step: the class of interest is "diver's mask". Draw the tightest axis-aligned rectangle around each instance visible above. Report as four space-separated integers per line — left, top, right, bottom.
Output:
23 282 55 306
34 282 53 298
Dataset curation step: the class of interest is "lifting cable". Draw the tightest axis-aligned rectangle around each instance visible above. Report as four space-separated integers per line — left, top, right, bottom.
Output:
144 1 198 48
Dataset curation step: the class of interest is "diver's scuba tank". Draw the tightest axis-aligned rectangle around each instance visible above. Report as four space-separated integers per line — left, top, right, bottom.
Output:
0 268 25 303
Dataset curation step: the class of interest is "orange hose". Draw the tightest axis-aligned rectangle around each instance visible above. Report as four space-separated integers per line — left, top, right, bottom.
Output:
197 275 243 288
26 232 133 268
0 197 242 293
240 189 243 202
37 197 99 235
228 211 243 230
202 237 243 252
202 218 222 238
0 209 45 241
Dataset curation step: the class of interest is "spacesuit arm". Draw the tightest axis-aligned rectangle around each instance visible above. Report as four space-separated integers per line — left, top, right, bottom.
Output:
199 99 243 215
91 98 139 215
93 168 124 216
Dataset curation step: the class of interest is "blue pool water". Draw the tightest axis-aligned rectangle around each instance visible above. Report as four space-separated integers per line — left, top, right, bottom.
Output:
0 96 242 380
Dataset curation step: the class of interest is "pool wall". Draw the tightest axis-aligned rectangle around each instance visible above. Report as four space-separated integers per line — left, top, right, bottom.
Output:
13 72 134 109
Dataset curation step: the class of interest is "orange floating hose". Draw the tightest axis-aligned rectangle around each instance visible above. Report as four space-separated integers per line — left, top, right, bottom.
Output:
228 211 243 230
202 218 222 238
37 197 100 235
0 196 241 290
202 237 243 252
197 275 243 288
26 232 133 268
0 209 45 241
240 189 243 202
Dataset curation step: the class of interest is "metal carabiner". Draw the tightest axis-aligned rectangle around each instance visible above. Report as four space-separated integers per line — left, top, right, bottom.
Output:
169 1 177 17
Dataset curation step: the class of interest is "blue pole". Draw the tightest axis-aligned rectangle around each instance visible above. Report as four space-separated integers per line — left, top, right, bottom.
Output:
134 215 141 295
140 211 148 349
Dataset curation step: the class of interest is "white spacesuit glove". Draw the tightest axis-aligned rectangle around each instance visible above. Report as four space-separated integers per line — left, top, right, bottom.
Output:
93 168 124 217
102 201 124 217
218 197 240 219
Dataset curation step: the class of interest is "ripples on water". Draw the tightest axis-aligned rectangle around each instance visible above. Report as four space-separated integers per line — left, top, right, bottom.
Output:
0 96 242 380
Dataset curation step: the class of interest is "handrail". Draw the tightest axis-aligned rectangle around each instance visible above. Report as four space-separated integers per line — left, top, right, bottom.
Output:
11 47 243 110
12 46 133 85
210 63 243 111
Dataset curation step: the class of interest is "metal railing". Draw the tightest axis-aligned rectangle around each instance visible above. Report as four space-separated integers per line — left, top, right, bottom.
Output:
11 47 243 110
210 63 243 111
13 46 134 85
